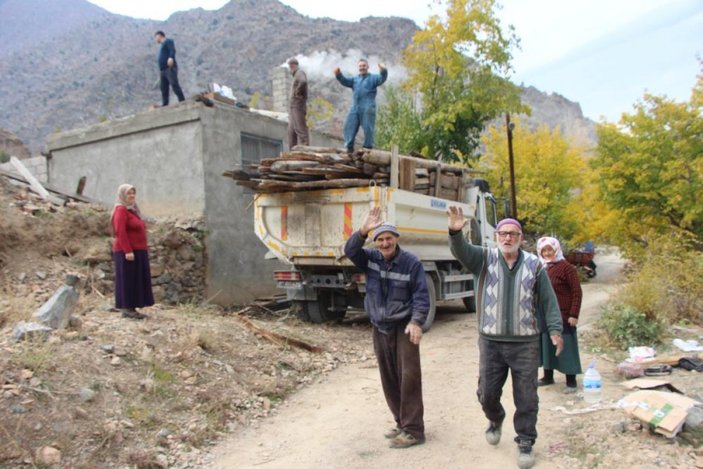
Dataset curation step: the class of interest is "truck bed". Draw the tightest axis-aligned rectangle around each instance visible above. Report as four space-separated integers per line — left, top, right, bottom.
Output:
254 185 480 266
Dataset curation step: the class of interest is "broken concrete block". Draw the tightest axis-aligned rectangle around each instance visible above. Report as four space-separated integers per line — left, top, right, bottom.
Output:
34 275 79 329
13 322 53 341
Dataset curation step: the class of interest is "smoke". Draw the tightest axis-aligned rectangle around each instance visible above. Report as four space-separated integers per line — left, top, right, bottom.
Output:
281 49 407 84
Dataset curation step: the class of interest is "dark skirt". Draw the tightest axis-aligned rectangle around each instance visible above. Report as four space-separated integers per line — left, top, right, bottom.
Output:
540 330 583 375
113 250 154 309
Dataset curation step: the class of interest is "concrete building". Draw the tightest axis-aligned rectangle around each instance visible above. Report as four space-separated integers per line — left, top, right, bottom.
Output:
45 100 341 305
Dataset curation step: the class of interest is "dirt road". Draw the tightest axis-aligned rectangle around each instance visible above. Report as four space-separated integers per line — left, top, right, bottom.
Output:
213 253 624 469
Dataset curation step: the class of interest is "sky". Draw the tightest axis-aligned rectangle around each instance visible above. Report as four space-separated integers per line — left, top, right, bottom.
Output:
87 0 702 123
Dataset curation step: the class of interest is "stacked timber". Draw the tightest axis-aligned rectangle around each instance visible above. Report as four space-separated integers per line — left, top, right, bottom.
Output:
223 146 481 201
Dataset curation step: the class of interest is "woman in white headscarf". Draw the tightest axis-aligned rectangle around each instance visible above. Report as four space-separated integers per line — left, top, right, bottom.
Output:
111 184 153 319
536 236 582 393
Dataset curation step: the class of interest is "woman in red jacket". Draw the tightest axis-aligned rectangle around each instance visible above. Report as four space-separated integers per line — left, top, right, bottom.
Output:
111 184 154 319
536 236 583 393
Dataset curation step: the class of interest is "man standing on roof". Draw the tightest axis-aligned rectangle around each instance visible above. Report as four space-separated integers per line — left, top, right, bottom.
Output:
344 206 428 449
154 30 185 106
334 59 387 153
287 58 310 149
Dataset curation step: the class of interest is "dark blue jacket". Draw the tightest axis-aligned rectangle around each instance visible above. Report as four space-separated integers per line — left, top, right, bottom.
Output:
335 69 388 111
344 231 429 332
158 38 177 70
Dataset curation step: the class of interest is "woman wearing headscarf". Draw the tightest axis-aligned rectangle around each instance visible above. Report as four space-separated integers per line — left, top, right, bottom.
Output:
536 236 582 393
111 184 154 319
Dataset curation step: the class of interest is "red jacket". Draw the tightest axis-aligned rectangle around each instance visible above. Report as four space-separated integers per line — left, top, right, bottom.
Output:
112 206 148 253
546 260 582 321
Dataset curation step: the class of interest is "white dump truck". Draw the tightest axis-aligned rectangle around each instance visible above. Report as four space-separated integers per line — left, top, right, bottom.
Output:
252 152 499 330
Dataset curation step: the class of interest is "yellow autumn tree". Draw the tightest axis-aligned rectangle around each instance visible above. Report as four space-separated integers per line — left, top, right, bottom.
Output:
481 119 589 240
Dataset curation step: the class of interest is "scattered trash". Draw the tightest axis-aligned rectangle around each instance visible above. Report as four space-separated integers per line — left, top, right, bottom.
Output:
678 356 703 372
627 346 656 362
617 361 645 379
618 390 701 438
644 364 673 376
673 338 703 352
583 360 602 403
622 378 683 393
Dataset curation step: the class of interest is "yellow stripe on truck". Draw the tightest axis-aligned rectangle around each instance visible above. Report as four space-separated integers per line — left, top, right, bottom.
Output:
398 226 447 235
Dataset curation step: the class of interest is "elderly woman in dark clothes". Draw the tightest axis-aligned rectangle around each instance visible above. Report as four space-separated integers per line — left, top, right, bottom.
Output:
536 236 583 393
111 184 154 319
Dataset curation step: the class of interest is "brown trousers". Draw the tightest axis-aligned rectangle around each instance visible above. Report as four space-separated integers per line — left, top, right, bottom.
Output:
287 105 309 149
373 324 425 439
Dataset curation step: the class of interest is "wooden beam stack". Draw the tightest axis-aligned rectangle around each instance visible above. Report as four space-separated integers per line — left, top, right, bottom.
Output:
223 146 482 201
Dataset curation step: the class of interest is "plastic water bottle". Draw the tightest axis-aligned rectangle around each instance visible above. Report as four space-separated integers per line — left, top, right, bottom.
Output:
583 360 602 403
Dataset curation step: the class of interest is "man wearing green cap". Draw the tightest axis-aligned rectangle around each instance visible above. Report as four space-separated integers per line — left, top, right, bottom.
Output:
344 207 429 449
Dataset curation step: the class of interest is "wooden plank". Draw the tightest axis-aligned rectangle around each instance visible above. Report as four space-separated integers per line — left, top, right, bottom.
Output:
222 169 251 181
270 160 320 173
399 157 416 192
0 168 99 204
257 178 374 191
290 145 343 154
9 157 64 205
390 145 399 189
433 168 442 197
439 188 459 201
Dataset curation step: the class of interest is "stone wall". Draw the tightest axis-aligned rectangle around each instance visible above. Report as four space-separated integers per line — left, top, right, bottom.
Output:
89 220 207 305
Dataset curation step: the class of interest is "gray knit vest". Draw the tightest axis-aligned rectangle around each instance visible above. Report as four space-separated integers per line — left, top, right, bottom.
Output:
477 249 542 337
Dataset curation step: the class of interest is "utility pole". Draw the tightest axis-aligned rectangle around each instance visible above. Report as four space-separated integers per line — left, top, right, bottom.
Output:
506 113 518 219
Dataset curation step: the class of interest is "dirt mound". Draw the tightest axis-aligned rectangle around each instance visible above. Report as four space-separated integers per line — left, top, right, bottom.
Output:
0 174 375 468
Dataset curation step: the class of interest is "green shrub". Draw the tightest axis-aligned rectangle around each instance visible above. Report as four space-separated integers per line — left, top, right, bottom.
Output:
617 234 703 324
598 303 663 350
0 151 9 164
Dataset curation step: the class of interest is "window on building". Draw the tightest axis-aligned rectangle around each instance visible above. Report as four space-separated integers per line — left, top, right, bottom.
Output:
240 132 282 167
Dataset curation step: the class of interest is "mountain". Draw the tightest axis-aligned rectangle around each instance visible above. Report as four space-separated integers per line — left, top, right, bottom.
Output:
0 0 110 56
0 0 596 154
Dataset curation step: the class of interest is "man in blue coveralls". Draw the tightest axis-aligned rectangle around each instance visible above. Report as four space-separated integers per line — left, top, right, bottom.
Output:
334 59 388 152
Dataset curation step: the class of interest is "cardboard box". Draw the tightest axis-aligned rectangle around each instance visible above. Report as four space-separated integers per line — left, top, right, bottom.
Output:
620 390 700 438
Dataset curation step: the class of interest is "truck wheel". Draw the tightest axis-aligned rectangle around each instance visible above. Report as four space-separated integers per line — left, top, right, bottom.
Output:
422 273 437 332
291 300 311 322
462 296 476 313
300 292 346 323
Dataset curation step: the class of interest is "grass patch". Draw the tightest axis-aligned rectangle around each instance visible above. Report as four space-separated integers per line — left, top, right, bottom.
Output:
125 404 161 430
11 338 56 373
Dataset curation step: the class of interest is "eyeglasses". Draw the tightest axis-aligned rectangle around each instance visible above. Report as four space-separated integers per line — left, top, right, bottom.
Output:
496 231 521 238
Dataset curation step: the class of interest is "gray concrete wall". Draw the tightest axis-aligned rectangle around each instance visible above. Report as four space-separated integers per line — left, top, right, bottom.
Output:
45 101 342 306
199 104 342 304
46 104 205 217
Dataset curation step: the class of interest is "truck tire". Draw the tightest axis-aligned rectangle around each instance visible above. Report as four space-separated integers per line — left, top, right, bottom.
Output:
422 273 437 332
297 292 346 323
462 295 476 313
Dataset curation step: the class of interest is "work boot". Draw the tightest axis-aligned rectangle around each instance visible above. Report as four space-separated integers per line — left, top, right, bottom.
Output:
517 440 535 469
389 431 425 449
122 309 146 320
485 421 502 445
384 426 402 439
539 369 555 386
